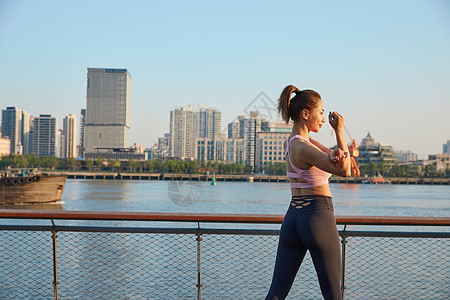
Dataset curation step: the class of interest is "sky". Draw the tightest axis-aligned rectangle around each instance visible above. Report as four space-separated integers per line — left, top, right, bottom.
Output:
0 0 449 159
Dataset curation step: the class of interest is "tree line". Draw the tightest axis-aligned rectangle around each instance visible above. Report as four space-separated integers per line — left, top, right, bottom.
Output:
0 154 448 177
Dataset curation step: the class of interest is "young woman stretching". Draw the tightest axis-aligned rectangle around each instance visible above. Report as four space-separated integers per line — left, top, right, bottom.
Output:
265 85 351 300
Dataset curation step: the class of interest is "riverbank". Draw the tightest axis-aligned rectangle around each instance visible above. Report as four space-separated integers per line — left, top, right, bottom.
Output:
48 171 450 185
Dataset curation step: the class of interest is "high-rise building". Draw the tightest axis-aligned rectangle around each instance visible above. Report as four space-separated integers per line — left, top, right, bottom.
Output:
170 105 196 159
84 68 131 155
241 111 265 169
1 107 31 155
62 114 77 158
32 114 57 157
228 122 239 139
169 105 221 160
443 140 450 155
78 108 86 157
199 106 221 139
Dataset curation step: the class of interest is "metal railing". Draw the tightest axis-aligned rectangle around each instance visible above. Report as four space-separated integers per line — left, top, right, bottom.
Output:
0 210 449 299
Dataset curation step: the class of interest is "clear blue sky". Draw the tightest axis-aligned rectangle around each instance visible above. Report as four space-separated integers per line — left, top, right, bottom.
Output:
1 0 449 159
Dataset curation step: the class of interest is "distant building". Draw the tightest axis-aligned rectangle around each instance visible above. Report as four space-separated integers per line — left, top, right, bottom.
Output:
32 114 57 157
84 68 131 156
1 107 31 155
240 111 266 169
84 148 147 161
415 154 450 173
194 134 244 164
169 105 221 160
443 140 450 155
131 142 145 154
78 108 86 157
199 105 221 139
256 131 290 172
228 122 239 139
0 137 11 156
62 114 77 158
395 150 418 163
357 132 397 167
57 129 63 157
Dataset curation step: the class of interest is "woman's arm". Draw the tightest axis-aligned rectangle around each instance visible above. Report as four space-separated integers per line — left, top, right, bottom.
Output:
292 142 351 177
309 137 332 155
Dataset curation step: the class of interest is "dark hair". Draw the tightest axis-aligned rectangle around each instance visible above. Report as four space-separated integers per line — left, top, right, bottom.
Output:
277 85 321 124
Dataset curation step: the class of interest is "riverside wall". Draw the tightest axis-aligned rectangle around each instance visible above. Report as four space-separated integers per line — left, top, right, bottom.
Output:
48 172 450 185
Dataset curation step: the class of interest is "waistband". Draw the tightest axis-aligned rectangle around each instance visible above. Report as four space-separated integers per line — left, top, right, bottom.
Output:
291 195 332 201
289 195 333 211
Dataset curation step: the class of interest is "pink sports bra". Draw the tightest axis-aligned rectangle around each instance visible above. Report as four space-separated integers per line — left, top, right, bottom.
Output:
285 135 332 188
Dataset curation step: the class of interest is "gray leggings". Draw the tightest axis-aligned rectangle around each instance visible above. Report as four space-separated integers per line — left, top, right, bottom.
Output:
266 195 342 300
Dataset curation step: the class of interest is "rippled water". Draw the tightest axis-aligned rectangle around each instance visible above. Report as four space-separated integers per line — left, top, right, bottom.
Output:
7 179 448 216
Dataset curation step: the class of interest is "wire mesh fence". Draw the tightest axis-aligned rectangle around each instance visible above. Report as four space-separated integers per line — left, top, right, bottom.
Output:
0 220 449 299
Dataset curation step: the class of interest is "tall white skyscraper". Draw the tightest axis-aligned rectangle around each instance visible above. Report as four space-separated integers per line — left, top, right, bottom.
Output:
169 105 222 160
32 114 57 157
84 68 131 155
62 114 77 158
1 107 31 155
199 106 221 139
170 105 196 159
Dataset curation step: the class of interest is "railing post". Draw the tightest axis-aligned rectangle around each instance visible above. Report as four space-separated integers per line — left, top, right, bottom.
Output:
341 225 347 299
196 223 203 300
51 219 59 300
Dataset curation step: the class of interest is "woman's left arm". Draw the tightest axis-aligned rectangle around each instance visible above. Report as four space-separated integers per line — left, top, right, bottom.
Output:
309 137 332 155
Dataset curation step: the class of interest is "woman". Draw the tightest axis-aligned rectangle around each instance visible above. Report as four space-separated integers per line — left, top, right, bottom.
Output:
266 85 351 300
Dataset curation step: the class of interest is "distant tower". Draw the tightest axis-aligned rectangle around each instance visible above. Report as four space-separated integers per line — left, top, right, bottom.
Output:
84 68 131 154
443 140 450 155
1 107 30 155
169 105 197 159
32 114 57 156
62 114 77 158
241 111 265 169
79 108 86 157
199 106 221 139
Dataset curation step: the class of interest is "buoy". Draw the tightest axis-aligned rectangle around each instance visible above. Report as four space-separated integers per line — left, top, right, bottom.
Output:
211 174 216 186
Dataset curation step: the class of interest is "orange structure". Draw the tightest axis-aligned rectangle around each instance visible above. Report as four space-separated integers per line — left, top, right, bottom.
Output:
344 126 361 177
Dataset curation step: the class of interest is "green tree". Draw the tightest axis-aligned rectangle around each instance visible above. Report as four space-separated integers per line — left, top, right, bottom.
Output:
85 159 94 171
128 158 138 172
144 160 154 172
66 157 76 170
108 159 121 172
96 157 104 171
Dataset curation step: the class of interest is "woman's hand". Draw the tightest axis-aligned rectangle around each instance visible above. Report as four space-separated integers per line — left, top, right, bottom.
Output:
329 148 348 163
328 111 345 132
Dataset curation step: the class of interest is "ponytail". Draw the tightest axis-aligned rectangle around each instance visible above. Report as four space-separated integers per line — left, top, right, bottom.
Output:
277 85 321 124
278 85 299 124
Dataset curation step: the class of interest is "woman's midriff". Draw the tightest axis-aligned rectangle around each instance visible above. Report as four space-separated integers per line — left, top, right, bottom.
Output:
290 182 332 197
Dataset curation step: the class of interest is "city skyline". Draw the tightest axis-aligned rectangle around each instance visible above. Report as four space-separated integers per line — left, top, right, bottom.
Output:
1 1 449 159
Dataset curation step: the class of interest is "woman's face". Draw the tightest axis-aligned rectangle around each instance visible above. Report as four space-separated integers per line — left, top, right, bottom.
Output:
307 99 326 133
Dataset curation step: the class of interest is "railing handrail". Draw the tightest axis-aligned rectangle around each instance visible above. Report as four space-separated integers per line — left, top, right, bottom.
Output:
0 209 449 226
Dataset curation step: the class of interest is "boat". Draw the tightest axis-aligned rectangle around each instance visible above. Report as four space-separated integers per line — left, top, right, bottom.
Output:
0 168 68 204
362 175 391 184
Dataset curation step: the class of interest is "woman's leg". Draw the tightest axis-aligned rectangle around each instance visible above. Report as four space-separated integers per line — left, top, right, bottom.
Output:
300 203 342 300
266 210 307 300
